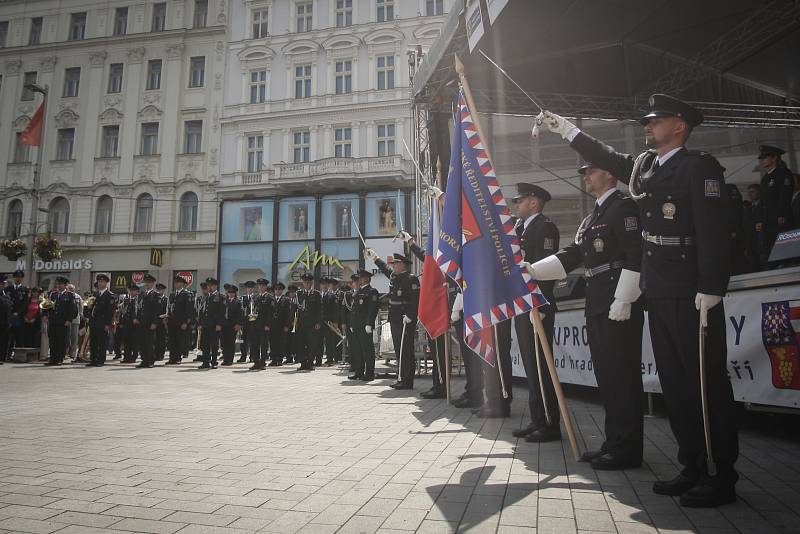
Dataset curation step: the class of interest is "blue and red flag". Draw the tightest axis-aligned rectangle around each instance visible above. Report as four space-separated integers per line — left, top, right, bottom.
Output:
436 91 548 366
418 193 449 339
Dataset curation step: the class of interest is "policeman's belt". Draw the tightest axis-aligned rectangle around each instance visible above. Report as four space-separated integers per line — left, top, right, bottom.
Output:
584 261 624 278
642 231 694 247
389 300 404 306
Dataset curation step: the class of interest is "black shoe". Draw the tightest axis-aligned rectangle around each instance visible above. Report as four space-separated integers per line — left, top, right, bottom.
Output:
512 423 540 438
85 363 96 367
452 397 477 409
211 363 218 369
348 374 363 380
579 449 606 463
237 358 247 363
591 453 641 471
420 389 446 399
525 427 561 443
392 383 413 390
198 363 210 369
112 355 121 360
679 480 736 508
360 376 374 382
389 381 403 388
268 362 279 367
146 364 155 368
193 357 203 362
653 472 699 497
165 360 179 365
136 363 147 368
249 364 260 371
220 362 233 366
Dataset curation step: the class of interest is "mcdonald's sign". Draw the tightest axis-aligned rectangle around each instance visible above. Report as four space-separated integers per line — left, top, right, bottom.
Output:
150 248 163 267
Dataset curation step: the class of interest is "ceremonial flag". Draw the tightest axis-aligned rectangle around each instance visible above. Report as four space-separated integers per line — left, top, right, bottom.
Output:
21 102 44 146
436 91 548 366
417 194 449 339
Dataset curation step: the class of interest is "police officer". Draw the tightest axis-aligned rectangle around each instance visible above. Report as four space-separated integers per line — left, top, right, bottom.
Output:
200 277 224 369
154 283 169 361
348 269 379 381
270 282 291 366
509 183 560 440
167 275 194 365
296 273 322 371
0 275 10 364
321 277 343 366
45 276 78 366
221 284 243 366
87 273 116 367
285 285 299 364
138 274 160 368
743 184 764 271
338 275 357 365
6 270 29 359
526 163 644 469
539 94 737 507
120 284 141 363
366 249 420 389
239 281 256 363
194 281 209 362
249 278 274 370
758 145 795 261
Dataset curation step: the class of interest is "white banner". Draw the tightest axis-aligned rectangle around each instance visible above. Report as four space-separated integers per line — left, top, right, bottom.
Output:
465 0 485 52
510 284 800 408
486 0 510 25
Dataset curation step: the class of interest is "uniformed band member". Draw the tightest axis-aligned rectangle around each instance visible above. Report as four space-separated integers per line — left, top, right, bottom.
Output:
510 183 561 440
321 276 343 366
87 274 116 367
45 277 78 366
167 275 194 365
296 273 322 371
366 248 420 390
539 94 738 507
200 277 224 369
138 274 160 368
285 285 299 364
341 274 359 366
194 282 209 362
0 275 11 364
155 283 169 361
249 278 274 370
757 144 795 265
348 269 379 381
526 164 645 469
221 284 243 365
271 282 292 366
239 281 256 363
6 270 29 359
120 284 141 363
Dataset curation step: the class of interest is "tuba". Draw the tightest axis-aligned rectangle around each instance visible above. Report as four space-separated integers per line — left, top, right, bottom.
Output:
39 295 54 311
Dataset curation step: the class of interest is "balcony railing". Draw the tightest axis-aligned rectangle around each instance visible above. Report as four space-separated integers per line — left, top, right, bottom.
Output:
274 155 411 180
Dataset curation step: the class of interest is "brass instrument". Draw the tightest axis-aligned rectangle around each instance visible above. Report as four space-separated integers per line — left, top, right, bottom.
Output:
247 294 258 322
196 325 203 350
39 296 54 310
79 324 91 359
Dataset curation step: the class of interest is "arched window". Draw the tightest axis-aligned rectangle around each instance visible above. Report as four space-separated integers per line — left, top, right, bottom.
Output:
134 193 153 233
6 200 23 238
95 195 113 234
179 191 198 231
48 197 70 234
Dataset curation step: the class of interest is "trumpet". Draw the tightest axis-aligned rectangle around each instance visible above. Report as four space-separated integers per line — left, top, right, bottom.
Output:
247 296 258 322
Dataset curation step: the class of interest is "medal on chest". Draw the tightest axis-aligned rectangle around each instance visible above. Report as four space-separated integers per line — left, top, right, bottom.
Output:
592 237 604 253
396 289 402 297
662 202 676 220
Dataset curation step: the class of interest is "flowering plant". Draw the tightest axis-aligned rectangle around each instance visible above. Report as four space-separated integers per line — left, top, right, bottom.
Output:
0 239 26 260
33 235 62 261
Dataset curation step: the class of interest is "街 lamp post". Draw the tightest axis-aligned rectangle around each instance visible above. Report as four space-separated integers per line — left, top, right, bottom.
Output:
23 83 48 280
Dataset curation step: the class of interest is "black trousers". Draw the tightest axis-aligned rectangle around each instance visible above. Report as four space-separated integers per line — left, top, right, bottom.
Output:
586 306 644 461
391 320 416 385
648 298 738 476
0 327 8 361
140 326 156 366
483 319 513 411
155 323 166 360
454 318 484 406
297 322 321 367
348 326 362 375
323 323 342 363
167 324 187 362
49 323 68 364
89 324 109 365
353 326 375 378
114 325 124 357
123 324 140 362
10 320 23 353
249 327 265 366
221 327 238 363
240 325 250 360
270 328 286 363
515 306 557 429
202 327 220 366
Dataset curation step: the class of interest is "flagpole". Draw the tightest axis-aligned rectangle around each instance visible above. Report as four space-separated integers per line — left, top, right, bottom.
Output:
24 85 48 280
493 325 508 399
455 53 580 461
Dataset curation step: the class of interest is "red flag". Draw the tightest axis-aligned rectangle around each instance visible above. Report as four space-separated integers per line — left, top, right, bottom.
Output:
21 102 44 146
418 196 449 339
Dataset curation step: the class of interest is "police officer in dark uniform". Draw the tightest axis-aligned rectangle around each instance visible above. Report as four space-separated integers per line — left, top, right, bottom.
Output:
296 273 322 370
743 184 765 271
6 270 29 358
194 282 208 361
239 281 256 363
200 277 224 369
45 276 78 366
539 95 737 507
221 284 243 366
509 183 561 440
249 278 274 370
348 269 379 381
726 184 747 275
758 145 795 261
321 277 343 366
167 275 194 364
527 163 644 469
285 285 299 364
339 275 357 365
87 273 116 367
365 248 420 389
120 284 140 363
138 274 160 368
0 275 10 364
154 283 169 361
271 282 291 366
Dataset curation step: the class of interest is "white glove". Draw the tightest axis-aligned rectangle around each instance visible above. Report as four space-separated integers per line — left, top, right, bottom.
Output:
365 325 373 334
450 292 463 322
608 269 641 322
364 248 378 261
427 185 444 199
695 293 722 328
402 315 412 325
530 256 567 280
397 231 413 243
535 111 578 140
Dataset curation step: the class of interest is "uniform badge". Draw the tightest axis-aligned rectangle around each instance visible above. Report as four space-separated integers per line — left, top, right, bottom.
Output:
397 290 402 297
768 179 775 187
704 179 720 197
593 237 604 253
543 237 554 250
662 202 676 220
624 216 638 231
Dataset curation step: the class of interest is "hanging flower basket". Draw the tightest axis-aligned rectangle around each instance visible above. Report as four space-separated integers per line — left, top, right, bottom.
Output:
34 235 62 262
0 239 26 261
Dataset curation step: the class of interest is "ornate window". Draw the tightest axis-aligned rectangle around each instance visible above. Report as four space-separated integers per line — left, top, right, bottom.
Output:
95 195 113 234
134 193 153 233
49 197 70 234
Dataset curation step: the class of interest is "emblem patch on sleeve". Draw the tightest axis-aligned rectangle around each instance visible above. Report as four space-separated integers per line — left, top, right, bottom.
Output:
704 179 720 197
624 216 638 231
543 237 554 250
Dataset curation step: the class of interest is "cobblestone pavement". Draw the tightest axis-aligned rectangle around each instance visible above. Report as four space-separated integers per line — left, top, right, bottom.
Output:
0 360 798 534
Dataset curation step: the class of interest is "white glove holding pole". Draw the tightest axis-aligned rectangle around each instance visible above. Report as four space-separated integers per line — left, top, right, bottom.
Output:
451 292 463 322
396 231 413 243
402 315 412 325
529 256 567 280
364 248 378 262
427 185 444 199
535 111 578 140
695 293 722 328
365 325 373 334
608 269 642 322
